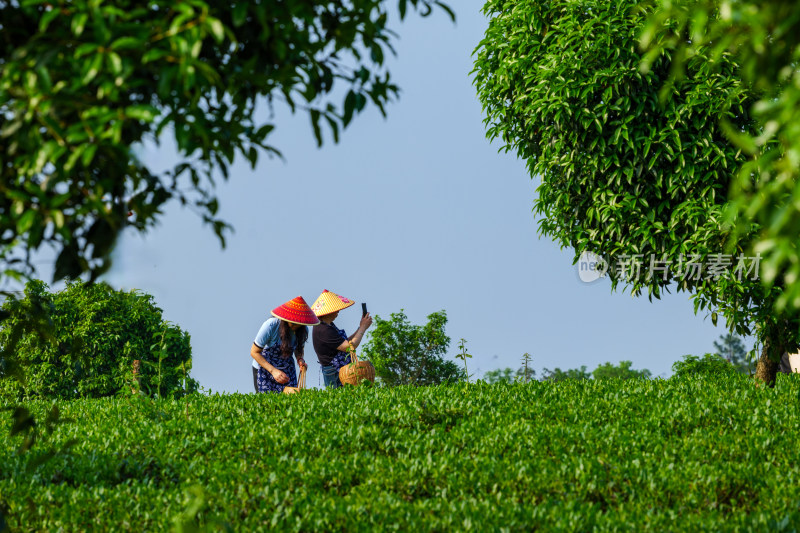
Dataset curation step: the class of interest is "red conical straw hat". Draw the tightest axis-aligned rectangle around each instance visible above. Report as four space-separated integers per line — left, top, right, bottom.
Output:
271 296 320 326
311 289 355 317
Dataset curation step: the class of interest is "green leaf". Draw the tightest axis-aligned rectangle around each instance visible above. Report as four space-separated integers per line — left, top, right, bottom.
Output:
81 53 103 85
232 2 248 27
310 109 322 146
107 52 123 75
343 90 357 126
126 105 159 122
207 17 225 43
39 8 61 32
16 210 36 235
110 37 143 50
71 12 88 36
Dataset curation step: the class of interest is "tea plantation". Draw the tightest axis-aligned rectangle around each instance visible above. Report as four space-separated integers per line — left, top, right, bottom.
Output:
3 375 800 531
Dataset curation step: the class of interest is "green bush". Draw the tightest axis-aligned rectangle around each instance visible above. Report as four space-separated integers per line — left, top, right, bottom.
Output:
671 353 741 379
3 375 800 530
0 279 197 401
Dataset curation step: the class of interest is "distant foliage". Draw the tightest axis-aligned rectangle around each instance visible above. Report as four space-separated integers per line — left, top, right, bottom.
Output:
592 361 652 380
360 310 462 386
0 280 197 400
713 333 752 374
541 366 591 382
671 354 740 379
482 367 533 384
484 360 652 383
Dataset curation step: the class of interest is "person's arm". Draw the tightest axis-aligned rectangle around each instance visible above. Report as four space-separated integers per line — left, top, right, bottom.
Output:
338 314 373 351
250 342 289 384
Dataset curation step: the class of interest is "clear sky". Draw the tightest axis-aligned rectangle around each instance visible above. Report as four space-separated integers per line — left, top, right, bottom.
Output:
93 2 738 392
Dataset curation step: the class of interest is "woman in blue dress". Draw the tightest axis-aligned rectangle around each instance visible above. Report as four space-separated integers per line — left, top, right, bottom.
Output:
250 296 319 393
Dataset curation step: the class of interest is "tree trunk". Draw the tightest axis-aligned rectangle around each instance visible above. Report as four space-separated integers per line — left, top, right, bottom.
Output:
754 342 779 387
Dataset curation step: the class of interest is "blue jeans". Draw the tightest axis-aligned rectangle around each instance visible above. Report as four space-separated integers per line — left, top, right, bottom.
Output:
321 365 342 388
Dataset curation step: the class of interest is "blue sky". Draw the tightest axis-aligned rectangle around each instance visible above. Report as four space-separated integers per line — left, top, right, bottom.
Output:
94 2 737 391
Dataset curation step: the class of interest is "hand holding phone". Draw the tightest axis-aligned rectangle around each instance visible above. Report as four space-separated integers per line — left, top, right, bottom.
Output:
362 303 368 317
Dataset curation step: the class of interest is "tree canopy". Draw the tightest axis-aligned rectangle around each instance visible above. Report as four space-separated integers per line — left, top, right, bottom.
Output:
641 0 800 312
361 310 462 386
472 0 799 383
0 0 453 283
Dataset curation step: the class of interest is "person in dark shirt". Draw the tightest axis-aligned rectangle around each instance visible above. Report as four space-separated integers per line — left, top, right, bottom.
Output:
310 290 372 388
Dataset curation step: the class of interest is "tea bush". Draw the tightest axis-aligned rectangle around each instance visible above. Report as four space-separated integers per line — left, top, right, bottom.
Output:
2 374 800 531
0 280 197 401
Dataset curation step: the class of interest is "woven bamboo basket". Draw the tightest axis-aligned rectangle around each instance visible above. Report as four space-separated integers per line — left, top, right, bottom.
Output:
339 345 375 386
282 367 306 394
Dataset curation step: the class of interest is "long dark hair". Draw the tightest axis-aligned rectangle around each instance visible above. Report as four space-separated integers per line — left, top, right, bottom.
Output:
279 320 308 359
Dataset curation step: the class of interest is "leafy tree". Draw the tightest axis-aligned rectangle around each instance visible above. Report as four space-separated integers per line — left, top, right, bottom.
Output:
360 310 462 386
713 333 752 374
0 279 197 401
541 366 591 382
472 0 800 385
671 353 739 379
592 361 652 380
0 0 453 284
641 1 800 314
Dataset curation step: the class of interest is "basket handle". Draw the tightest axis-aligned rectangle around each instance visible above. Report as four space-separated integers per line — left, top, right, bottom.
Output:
348 343 359 365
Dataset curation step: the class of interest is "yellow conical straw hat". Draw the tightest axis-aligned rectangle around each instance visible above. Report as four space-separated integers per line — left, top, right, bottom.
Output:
311 289 355 317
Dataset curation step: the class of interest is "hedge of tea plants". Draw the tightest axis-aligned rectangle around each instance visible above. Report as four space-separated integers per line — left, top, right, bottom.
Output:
2 374 800 531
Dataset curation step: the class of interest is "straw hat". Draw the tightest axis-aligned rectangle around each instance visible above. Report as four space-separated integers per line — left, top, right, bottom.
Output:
271 296 320 326
311 290 355 317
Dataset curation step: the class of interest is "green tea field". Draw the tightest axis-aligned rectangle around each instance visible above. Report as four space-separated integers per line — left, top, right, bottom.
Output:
3 375 800 531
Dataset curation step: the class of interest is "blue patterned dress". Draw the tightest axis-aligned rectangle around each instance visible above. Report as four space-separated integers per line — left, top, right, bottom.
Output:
330 325 352 372
256 343 298 393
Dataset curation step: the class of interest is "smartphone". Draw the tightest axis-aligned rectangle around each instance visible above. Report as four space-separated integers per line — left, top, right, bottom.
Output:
362 303 368 317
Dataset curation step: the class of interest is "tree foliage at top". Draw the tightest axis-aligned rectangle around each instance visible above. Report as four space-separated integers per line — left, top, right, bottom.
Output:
360 309 462 386
0 0 453 283
0 279 196 401
472 0 799 383
641 0 800 313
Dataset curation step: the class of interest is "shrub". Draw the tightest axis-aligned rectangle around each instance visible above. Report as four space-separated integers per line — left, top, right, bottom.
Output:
0 279 197 400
